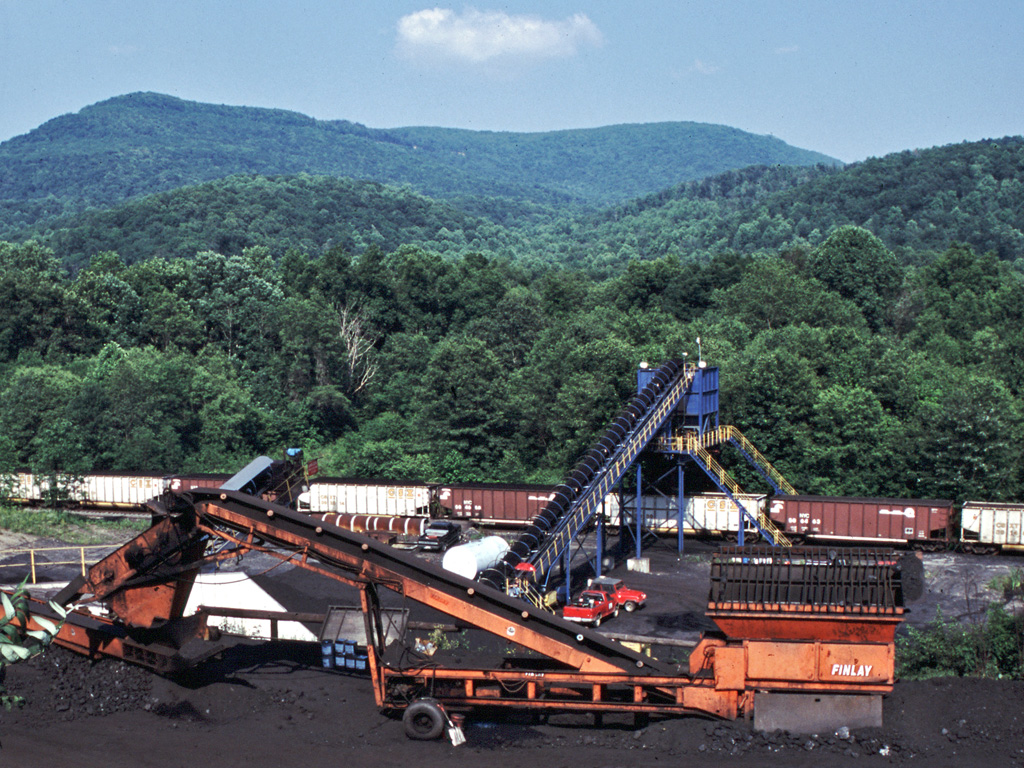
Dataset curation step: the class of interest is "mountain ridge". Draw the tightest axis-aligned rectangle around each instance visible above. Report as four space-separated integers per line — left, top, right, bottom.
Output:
0 92 840 233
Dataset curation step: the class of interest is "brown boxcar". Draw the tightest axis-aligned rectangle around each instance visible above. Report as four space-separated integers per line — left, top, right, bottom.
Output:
768 495 953 547
436 483 556 525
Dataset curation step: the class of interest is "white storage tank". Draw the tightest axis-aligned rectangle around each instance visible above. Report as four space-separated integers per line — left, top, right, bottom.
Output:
442 536 510 580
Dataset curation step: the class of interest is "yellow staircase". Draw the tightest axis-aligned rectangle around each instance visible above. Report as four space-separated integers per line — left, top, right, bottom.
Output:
694 425 797 496
660 432 792 547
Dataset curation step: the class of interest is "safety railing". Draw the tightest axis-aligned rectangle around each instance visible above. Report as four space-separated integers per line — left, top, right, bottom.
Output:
677 435 791 547
0 544 115 584
660 425 797 496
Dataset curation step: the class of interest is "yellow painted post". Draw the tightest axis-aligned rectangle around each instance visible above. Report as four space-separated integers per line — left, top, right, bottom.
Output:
30 549 36 584
80 547 87 577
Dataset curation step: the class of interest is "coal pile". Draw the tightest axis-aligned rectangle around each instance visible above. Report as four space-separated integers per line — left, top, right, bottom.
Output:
17 647 153 720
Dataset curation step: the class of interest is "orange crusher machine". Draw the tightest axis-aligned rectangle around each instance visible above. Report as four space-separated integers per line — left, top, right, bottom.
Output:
23 486 914 738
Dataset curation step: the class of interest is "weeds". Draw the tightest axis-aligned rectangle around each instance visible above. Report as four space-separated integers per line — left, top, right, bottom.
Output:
897 605 1024 680
988 568 1024 599
428 627 467 651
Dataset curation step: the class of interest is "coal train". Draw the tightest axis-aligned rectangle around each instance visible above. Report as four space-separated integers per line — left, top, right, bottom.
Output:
3 469 1021 554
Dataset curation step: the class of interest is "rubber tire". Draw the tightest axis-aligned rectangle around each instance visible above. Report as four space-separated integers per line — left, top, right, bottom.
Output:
613 608 620 618
593 615 601 628
403 700 446 740
623 601 637 613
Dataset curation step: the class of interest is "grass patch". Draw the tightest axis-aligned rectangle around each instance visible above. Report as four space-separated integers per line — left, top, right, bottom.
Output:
988 568 1024 598
0 505 147 545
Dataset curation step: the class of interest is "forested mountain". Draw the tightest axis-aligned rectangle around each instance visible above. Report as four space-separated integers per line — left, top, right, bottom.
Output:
0 92 838 235
1 95 1022 507
12 174 526 269
536 137 1024 270
13 137 1024 276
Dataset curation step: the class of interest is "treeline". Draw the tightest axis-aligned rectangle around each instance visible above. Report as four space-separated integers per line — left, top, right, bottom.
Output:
1 229 1021 504
13 175 529 271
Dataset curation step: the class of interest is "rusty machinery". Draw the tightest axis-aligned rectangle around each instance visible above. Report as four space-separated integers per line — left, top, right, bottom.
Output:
20 483 913 738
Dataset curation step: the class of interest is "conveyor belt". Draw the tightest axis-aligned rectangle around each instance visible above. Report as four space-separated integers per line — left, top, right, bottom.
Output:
152 488 674 676
481 359 694 588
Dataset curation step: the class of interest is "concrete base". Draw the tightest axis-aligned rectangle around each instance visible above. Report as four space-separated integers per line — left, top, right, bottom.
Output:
754 693 882 735
627 557 650 573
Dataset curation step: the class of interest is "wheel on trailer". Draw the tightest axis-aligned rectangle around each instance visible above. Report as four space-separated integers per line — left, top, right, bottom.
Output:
623 601 638 613
403 699 446 740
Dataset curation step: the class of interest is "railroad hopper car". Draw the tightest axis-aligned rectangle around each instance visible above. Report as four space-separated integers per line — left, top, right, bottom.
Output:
165 473 230 492
437 483 563 525
768 495 953 548
960 501 1024 553
298 478 433 517
611 493 767 538
8 471 173 509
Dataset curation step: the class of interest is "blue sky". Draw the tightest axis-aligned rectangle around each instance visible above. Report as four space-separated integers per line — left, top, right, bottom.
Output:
1 1 1021 162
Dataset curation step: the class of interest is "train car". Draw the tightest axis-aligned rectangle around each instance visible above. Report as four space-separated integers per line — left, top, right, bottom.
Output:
5 471 171 509
165 473 230 492
77 473 167 508
960 500 1024 553
299 477 433 517
768 494 953 548
436 483 558 525
609 493 766 538
4 471 43 504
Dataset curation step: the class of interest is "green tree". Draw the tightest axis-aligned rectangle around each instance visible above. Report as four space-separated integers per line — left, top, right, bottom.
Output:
808 226 903 330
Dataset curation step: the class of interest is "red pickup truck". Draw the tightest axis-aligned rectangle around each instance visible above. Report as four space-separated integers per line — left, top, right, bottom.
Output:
561 577 647 627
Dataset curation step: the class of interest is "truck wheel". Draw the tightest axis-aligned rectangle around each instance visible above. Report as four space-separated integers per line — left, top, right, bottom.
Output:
403 699 446 740
623 601 637 613
613 608 619 618
593 615 601 628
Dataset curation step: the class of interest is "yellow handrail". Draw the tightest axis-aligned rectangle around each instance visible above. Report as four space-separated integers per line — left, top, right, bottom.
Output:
672 434 791 547
657 425 797 496
0 544 114 584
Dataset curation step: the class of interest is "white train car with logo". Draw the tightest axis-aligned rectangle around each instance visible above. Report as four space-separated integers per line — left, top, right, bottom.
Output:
299 478 433 517
608 493 766 538
960 500 1024 554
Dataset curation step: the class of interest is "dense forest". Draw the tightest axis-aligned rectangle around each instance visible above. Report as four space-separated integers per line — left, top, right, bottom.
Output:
0 96 1022 506
1 228 1022 503
10 137 1024 277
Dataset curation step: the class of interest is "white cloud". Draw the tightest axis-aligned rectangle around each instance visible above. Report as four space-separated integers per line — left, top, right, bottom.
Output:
396 8 602 63
690 59 720 75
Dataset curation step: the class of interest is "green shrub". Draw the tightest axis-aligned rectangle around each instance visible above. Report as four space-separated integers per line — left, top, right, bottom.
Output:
897 606 1024 680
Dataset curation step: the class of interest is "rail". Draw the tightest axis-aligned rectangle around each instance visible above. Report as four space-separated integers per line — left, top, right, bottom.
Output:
0 544 117 584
